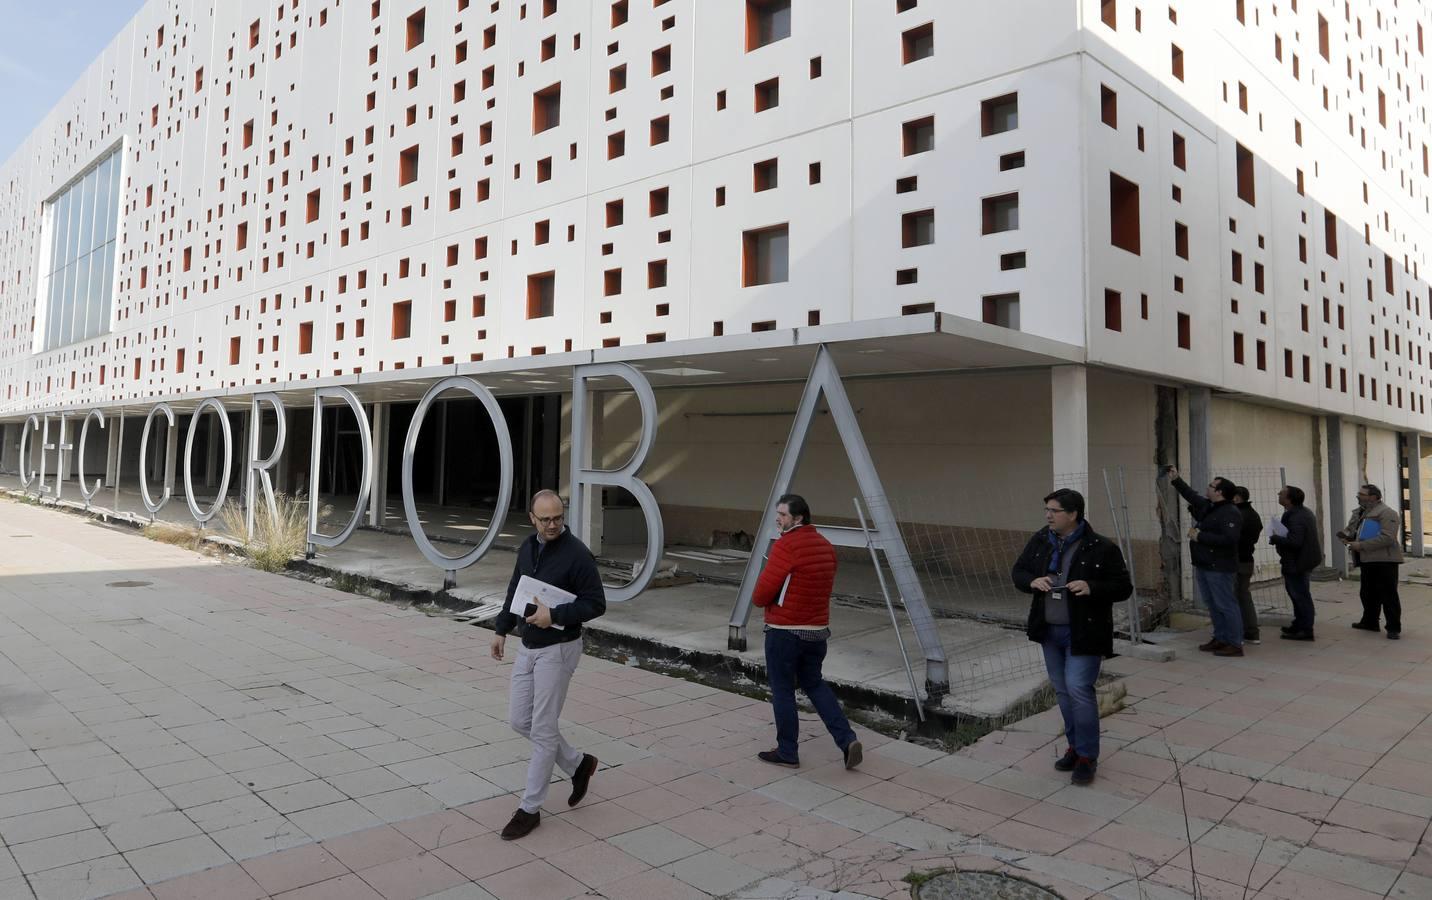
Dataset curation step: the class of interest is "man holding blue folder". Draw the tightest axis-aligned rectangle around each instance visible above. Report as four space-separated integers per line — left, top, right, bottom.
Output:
1339 484 1403 639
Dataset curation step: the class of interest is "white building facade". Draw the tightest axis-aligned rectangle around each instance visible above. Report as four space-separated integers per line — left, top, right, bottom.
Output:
0 0 1429 585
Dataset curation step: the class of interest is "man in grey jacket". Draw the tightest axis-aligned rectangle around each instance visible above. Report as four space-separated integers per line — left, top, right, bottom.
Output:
1339 484 1403 639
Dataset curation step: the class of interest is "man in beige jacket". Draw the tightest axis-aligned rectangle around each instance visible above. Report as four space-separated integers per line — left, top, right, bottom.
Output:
1338 484 1403 639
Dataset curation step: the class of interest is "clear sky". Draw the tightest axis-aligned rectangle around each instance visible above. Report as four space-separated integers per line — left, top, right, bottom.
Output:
0 0 147 168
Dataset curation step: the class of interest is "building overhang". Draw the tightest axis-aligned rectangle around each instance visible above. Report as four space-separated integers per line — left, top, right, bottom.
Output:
1 313 1087 421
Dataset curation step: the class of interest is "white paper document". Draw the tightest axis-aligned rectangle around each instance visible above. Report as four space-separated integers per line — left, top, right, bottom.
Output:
1268 516 1289 539
508 575 576 630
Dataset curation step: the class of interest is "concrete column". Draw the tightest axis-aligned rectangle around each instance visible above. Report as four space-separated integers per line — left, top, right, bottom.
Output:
1051 366 1089 495
1406 432 1425 557
239 410 251 506
1187 386 1213 491
1327 415 1347 570
577 392 605 554
104 418 120 487
204 411 220 489
163 417 179 500
436 400 448 507
367 402 389 528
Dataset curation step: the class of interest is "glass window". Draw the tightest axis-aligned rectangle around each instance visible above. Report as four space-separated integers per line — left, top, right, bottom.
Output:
40 145 121 350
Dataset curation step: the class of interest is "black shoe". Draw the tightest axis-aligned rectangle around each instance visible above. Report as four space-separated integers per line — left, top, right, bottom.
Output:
1071 757 1097 785
568 754 598 807
1280 625 1298 635
500 808 540 841
1198 639 1225 652
1351 621 1380 631
1054 747 1078 772
1244 634 1262 645
757 750 799 768
1387 631 1401 640
1280 630 1315 641
843 741 863 770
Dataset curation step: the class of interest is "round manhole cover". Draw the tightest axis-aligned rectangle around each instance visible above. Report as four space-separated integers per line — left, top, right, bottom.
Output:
915 871 1062 900
106 581 153 589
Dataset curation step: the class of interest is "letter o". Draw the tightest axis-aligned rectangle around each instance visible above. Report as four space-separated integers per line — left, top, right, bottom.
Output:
139 403 176 515
401 376 514 573
78 409 107 503
184 398 233 523
17 414 39 490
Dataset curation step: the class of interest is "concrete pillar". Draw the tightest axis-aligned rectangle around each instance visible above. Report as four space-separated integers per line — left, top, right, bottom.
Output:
239 410 251 506
1406 432 1425 557
1187 386 1213 491
577 392 605 554
163 417 179 501
1050 365 1089 495
204 411 220 489
1327 415 1347 570
104 417 120 488
367 402 389 528
436 400 448 507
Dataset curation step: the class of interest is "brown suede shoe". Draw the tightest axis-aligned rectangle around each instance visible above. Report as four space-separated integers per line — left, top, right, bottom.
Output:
500 808 540 841
568 754 598 807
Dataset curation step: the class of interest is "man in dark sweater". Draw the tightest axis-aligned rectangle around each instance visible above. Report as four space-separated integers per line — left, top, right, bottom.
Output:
489 490 606 840
1231 486 1263 644
1012 489 1132 786
1270 485 1322 640
1167 466 1246 656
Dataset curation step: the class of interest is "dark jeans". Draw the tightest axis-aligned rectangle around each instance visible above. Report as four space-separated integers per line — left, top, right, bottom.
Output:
764 629 857 763
1195 568 1243 647
1359 562 1401 633
1283 572 1315 633
1040 625 1102 760
1236 561 1260 639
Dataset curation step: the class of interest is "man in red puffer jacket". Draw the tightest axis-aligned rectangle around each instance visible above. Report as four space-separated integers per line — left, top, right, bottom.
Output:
752 494 862 770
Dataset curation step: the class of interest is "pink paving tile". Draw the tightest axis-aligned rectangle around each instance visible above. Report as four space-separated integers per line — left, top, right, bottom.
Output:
106 892 156 900
662 772 747 805
1146 782 1237 820
1244 780 1340 817
613 785 705 821
1324 798 1428 843
1012 800 1107 838
851 780 935 814
391 809 488 850
273 873 386 900
719 832 820 874
319 824 424 871
1176 764 1256 801
509 813 595 857
150 863 268 900
662 808 751 848
1057 839 1152 877
949 782 1040 818
1223 800 1320 844
597 867 717 900
890 766 973 800
916 799 1006 836
479 858 590 900
982 819 1077 855
585 766 654 801
432 832 536 880
558 799 652 839
354 852 468 900
1254 866 1386 900
458 795 527 830
241 843 350 895
1311 823 1416 863
763 814 863 854
548 840 651 889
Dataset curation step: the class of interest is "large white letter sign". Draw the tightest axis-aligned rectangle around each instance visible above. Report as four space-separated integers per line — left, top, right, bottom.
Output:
308 387 373 550
138 403 176 516
77 409 107 505
401 377 513 588
184 399 233 524
42 413 73 499
247 393 288 539
18 415 39 492
569 362 664 603
728 345 950 695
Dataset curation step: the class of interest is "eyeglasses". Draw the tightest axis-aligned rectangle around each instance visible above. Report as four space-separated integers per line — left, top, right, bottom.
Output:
1043 507 1068 514
533 514 564 526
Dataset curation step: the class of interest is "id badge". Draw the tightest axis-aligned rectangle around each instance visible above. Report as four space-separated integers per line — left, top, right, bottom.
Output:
1050 588 1066 602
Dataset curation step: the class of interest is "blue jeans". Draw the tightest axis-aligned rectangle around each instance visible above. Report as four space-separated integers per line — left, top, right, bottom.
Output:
1195 567 1243 647
1040 625 1102 760
764 629 857 763
1283 572 1315 632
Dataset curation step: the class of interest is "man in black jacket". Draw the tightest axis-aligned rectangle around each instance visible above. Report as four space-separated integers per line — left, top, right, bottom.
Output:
1012 489 1132 786
1231 487 1263 644
489 490 606 840
1270 485 1322 640
1167 467 1246 657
